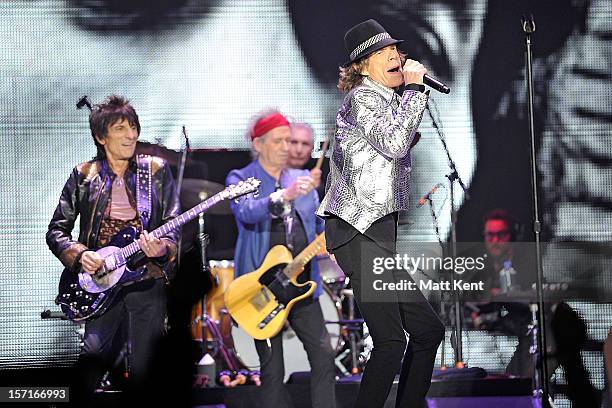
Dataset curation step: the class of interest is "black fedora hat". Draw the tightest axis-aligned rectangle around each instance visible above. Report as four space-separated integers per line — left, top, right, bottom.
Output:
343 19 403 67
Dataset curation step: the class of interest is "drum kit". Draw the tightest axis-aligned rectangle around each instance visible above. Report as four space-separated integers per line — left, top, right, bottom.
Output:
179 172 370 382
190 256 369 382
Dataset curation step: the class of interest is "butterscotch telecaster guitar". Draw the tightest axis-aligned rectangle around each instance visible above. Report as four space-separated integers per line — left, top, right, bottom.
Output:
225 233 326 339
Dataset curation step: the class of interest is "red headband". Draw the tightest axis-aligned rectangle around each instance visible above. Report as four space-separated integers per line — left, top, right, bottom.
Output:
251 112 290 140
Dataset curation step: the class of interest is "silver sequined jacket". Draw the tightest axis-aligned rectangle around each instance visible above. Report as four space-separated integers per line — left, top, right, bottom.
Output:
317 77 428 233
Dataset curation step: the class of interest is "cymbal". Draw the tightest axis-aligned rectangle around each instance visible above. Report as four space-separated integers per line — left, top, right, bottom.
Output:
136 141 180 167
179 179 232 215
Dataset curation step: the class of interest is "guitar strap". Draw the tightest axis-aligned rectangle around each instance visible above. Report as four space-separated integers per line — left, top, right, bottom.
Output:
136 154 152 230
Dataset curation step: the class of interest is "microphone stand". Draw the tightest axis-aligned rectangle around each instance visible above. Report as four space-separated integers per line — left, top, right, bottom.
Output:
426 100 469 367
176 125 190 266
196 212 214 360
425 195 447 368
521 15 554 408
426 196 443 247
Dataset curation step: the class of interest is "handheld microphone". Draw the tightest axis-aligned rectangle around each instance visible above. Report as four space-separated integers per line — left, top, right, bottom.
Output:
423 75 450 94
76 95 92 111
417 183 444 207
182 125 191 151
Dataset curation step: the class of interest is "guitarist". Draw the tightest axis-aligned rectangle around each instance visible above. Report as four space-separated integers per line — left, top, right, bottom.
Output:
46 95 180 402
226 109 336 408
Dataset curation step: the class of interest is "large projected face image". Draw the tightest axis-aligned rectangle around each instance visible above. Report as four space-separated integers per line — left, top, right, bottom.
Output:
1 2 611 398
0 0 482 370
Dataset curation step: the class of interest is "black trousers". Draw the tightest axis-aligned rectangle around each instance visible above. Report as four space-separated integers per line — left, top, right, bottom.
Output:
328 221 444 408
254 299 337 408
71 279 167 406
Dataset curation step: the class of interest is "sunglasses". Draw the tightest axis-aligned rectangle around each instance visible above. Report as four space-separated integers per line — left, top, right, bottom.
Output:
484 230 511 240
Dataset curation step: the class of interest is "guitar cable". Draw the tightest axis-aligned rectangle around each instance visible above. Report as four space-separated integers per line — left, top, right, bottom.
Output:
258 338 274 369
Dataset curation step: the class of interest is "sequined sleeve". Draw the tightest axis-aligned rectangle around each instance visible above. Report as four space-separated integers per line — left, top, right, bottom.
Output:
353 87 428 158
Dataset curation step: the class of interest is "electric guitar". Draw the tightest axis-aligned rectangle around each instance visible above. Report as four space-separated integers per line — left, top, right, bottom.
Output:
224 233 326 339
55 178 261 322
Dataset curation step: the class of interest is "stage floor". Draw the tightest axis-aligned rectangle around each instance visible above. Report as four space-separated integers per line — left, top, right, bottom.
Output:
0 367 540 408
191 375 533 408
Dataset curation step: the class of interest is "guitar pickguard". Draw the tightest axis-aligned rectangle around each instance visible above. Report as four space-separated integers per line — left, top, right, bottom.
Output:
258 265 311 307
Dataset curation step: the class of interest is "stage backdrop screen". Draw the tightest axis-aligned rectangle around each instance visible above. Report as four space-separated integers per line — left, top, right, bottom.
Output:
1 1 610 405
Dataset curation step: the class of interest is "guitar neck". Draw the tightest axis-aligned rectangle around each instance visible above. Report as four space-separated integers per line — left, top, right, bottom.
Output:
121 195 223 258
284 233 326 279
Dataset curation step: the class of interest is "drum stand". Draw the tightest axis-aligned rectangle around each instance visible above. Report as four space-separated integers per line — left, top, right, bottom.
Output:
192 213 241 372
327 286 365 376
194 307 241 372
345 287 360 374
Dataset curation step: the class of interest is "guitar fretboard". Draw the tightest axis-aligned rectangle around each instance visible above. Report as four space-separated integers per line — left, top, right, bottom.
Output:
120 194 225 258
283 233 326 279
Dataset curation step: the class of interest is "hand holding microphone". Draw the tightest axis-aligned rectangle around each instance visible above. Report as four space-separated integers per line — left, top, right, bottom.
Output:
402 59 451 94
402 59 427 86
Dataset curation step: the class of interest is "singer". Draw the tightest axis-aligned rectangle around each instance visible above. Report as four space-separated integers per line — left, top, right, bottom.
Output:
317 19 444 408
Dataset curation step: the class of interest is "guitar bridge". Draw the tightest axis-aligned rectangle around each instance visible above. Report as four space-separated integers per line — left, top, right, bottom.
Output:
113 251 126 269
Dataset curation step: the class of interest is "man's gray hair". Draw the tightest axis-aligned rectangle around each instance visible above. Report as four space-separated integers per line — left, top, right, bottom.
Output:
290 122 315 142
245 108 286 159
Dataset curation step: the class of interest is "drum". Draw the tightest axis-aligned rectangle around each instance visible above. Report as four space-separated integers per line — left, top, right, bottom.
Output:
230 286 343 381
191 260 234 342
316 254 346 295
